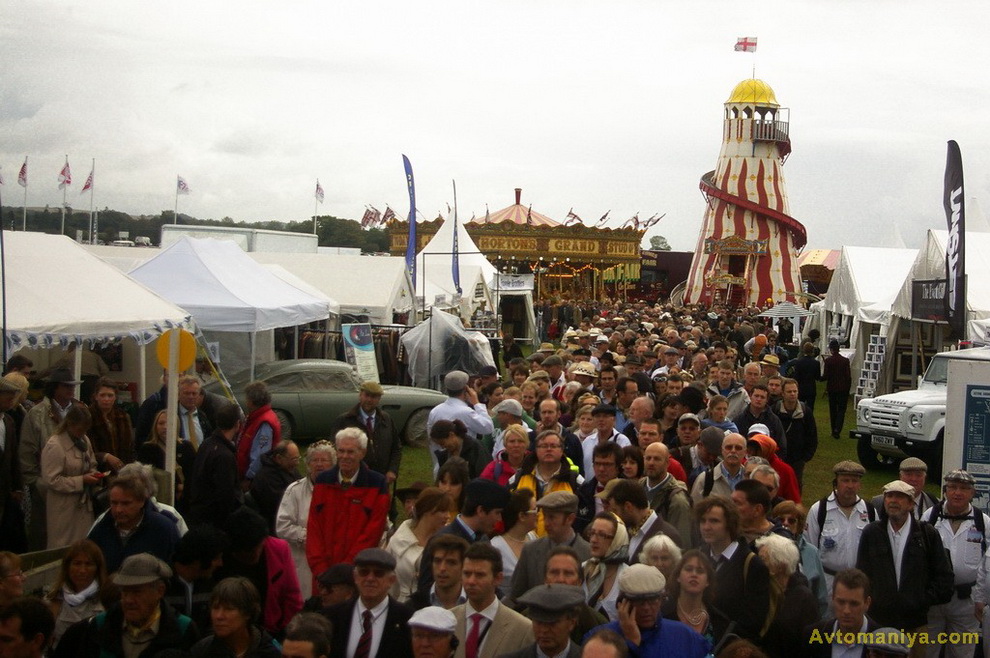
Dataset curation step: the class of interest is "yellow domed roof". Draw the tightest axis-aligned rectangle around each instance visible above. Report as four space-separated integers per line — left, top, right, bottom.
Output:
726 79 779 107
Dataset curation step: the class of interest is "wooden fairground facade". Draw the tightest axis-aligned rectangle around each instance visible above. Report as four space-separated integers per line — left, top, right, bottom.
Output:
388 189 644 301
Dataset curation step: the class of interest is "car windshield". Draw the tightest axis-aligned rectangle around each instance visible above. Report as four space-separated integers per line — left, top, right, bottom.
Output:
266 370 359 393
923 357 949 384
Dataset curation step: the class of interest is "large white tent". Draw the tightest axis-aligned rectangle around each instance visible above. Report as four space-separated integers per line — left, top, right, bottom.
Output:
249 252 415 325
129 237 334 376
1 232 193 401
415 211 496 316
822 245 917 386
2 232 192 353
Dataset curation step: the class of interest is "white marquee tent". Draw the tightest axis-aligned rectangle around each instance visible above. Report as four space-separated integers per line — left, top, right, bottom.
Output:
415 211 496 316
249 252 415 325
129 237 334 376
822 245 917 386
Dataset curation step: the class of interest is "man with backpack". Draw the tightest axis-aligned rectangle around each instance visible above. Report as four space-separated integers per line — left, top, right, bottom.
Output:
804 460 877 593
921 470 989 658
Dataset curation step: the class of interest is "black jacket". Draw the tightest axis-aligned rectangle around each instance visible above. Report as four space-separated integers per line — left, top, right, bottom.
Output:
732 406 787 457
331 405 402 477
249 452 296 532
75 600 200 658
575 477 604 536
772 400 818 465
187 431 242 528
323 597 412 658
190 627 281 657
855 516 954 629
708 542 771 641
761 573 820 658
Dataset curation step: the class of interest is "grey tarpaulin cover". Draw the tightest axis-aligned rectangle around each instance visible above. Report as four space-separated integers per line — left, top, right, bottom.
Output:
400 311 495 389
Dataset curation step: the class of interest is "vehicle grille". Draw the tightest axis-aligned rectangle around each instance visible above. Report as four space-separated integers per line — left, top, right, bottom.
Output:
869 407 901 431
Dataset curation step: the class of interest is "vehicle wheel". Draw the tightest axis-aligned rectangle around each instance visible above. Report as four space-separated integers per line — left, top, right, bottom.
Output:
403 408 431 448
857 435 894 470
274 409 294 442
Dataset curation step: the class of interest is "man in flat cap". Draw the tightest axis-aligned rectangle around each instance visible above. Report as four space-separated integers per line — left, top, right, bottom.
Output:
409 606 458 658
324 548 413 658
331 380 401 483
508 491 591 604
870 458 936 521
805 460 878 593
922 470 989 658
587 564 709 658
501 585 585 658
76 553 200 657
428 371 495 477
857 481 953 655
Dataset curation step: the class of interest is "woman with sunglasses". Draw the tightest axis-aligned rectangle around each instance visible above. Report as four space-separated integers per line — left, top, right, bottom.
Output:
583 512 629 622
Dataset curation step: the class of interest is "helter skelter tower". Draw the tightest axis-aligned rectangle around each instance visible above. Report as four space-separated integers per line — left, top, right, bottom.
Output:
683 78 806 307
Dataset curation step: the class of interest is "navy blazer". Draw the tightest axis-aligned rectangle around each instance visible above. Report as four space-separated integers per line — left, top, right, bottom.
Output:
323 596 412 658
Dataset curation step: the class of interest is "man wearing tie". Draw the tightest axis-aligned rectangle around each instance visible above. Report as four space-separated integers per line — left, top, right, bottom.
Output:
177 376 211 486
452 543 533 658
324 548 413 658
331 381 401 484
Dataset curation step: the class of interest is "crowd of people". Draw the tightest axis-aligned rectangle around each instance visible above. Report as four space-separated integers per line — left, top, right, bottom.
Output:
0 300 983 658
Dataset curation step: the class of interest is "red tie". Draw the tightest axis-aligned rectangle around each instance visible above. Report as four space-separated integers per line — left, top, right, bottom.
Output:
466 613 484 658
354 609 373 658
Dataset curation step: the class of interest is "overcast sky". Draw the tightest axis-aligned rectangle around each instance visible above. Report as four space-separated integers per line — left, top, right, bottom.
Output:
2 1 988 252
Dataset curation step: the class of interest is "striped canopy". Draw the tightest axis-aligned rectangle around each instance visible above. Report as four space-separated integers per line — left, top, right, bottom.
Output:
469 203 560 227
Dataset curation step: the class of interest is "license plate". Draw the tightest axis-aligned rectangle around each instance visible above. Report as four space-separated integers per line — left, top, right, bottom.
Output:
873 436 896 447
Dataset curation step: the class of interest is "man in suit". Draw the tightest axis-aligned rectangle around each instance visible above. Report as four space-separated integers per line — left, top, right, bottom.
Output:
508 492 591 605
176 375 212 484
331 381 402 484
417 478 510 595
452 543 533 658
500 585 585 658
324 548 413 658
802 568 880 658
856 480 954 658
603 478 684 557
695 495 771 641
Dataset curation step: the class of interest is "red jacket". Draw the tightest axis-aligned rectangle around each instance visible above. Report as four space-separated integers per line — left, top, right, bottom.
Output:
237 404 281 478
306 463 390 576
260 536 303 632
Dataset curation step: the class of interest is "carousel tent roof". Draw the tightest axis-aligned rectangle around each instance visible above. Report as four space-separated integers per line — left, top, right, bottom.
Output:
467 188 560 227
798 249 840 271
758 301 814 318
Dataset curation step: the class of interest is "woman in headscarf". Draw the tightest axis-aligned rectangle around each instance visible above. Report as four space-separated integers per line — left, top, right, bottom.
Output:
582 511 629 622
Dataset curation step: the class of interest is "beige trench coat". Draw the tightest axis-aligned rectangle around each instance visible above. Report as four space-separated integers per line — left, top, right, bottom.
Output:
41 432 96 549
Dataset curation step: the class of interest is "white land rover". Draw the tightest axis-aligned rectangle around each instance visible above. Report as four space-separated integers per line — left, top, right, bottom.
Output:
852 346 990 476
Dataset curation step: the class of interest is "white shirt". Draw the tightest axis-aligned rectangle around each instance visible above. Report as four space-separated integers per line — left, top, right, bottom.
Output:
921 505 990 585
887 520 909 588
804 494 872 574
580 429 631 476
346 597 389 658
428 397 495 476
628 511 659 560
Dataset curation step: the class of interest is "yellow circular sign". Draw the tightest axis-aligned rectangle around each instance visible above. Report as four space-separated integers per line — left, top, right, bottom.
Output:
156 328 197 371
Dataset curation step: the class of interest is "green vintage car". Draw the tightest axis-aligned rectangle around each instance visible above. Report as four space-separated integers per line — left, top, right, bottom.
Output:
207 359 446 447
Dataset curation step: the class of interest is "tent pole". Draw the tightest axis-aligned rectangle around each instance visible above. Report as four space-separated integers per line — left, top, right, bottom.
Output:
74 346 83 401
294 325 299 359
165 330 180 504
139 342 147 402
250 333 256 380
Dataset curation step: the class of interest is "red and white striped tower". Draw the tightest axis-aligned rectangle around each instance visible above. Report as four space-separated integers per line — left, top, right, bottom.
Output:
683 78 806 307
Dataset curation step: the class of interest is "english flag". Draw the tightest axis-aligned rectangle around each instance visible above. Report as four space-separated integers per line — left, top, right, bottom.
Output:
564 209 583 226
58 161 72 189
81 168 94 193
177 176 190 195
595 210 611 229
735 37 757 52
315 180 325 203
382 207 396 224
18 159 27 187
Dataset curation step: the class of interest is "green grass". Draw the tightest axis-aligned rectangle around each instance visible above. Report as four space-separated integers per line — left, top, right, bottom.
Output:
392 380 940 506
